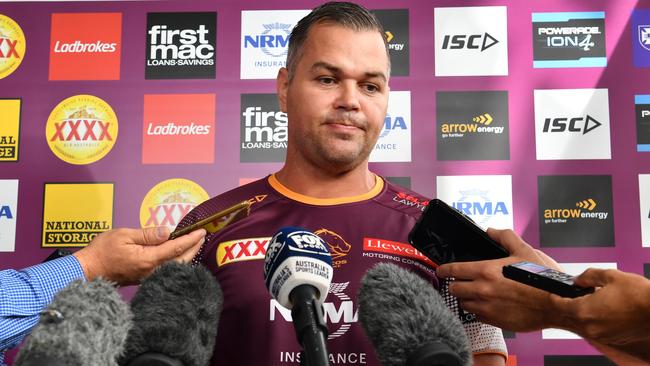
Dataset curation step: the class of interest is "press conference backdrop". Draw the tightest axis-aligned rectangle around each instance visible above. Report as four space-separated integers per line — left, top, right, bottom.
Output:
0 0 649 364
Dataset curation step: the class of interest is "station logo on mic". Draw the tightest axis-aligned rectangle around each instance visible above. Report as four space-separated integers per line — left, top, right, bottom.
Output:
139 178 210 232
42 183 114 248
0 179 18 252
0 14 26 79
0 99 21 162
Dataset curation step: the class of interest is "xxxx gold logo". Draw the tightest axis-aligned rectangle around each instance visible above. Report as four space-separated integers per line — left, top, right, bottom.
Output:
42 183 114 247
46 95 118 165
543 198 608 224
0 99 21 161
0 15 26 79
314 228 351 269
140 178 209 232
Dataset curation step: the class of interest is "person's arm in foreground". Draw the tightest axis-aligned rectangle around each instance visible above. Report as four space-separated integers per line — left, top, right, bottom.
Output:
0 226 205 351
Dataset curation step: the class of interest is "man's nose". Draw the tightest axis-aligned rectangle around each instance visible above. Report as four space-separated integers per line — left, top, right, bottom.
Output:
335 81 361 111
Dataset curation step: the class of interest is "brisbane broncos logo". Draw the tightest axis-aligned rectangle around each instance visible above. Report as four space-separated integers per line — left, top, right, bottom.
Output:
314 228 351 268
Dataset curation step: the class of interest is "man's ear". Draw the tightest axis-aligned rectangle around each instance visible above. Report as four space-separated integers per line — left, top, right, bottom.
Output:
277 67 289 113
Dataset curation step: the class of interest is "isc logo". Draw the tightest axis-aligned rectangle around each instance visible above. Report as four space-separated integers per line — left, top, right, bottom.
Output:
50 120 113 141
441 33 499 52
542 115 602 134
0 205 13 219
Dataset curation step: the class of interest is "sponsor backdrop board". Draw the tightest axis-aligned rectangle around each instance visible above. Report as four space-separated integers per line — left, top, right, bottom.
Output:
1 0 650 365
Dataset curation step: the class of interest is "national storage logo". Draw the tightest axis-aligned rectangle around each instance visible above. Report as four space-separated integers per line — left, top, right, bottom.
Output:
42 183 113 247
372 9 409 76
436 91 509 160
0 179 18 252
538 175 614 247
142 94 215 164
437 175 513 230
46 95 118 165
534 89 611 160
140 178 210 232
434 6 508 76
640 175 650 247
0 14 26 80
49 13 122 80
370 91 411 162
145 12 216 80
240 93 287 162
0 99 20 162
532 12 606 68
240 10 309 79
636 95 650 152
632 10 650 67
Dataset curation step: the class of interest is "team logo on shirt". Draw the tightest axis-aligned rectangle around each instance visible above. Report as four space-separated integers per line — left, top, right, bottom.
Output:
216 237 270 266
314 228 351 269
392 192 429 211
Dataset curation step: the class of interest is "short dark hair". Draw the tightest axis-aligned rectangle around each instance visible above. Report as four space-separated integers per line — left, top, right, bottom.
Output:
286 1 390 80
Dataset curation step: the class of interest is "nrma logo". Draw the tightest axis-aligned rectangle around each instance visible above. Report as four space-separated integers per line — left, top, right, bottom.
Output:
451 189 509 226
543 198 609 224
378 114 407 139
0 205 13 219
270 282 357 340
243 22 291 57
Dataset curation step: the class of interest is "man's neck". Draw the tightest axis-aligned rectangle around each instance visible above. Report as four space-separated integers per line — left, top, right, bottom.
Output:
274 162 376 199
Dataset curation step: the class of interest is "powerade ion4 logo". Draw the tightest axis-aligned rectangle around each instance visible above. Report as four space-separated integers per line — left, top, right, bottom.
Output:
46 95 118 165
145 12 216 79
0 14 26 80
42 183 114 248
139 178 210 232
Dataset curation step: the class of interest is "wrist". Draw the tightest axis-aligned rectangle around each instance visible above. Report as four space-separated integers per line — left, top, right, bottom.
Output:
73 248 98 281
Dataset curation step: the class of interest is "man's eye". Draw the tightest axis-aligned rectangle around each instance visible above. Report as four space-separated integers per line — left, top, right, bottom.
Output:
363 83 379 93
319 77 335 85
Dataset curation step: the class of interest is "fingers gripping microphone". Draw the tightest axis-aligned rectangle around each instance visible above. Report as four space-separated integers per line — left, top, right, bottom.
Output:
120 262 223 366
358 263 472 366
263 227 334 366
14 279 133 366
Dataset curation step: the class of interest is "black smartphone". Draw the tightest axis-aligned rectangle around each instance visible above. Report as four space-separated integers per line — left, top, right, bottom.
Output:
503 261 595 298
408 198 509 265
168 200 251 240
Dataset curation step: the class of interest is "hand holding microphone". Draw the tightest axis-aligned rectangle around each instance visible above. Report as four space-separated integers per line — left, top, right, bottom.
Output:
263 227 334 366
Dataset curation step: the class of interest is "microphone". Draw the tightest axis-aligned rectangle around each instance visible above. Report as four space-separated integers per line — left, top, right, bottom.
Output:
119 262 223 366
263 227 334 366
14 278 132 366
358 263 471 366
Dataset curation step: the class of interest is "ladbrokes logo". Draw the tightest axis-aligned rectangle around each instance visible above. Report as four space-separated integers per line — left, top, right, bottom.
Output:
146 12 216 80
538 175 614 247
42 183 113 247
434 6 508 76
0 99 20 161
534 89 611 160
140 178 209 232
314 228 351 269
0 15 25 80
371 91 411 162
636 95 650 152
46 95 118 165
240 94 287 162
532 12 606 68
436 91 509 160
372 9 409 76
49 13 121 80
0 179 18 252
217 237 269 266
240 10 309 79
632 10 650 67
142 94 215 164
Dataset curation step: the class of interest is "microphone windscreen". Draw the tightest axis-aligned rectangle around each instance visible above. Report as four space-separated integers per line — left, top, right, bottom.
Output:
120 262 223 366
358 262 472 366
14 278 132 366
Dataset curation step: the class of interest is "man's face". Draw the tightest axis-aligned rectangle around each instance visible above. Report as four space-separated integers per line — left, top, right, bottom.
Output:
277 22 390 173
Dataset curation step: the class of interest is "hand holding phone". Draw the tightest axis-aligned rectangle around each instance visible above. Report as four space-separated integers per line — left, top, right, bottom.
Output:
503 261 595 298
168 200 251 240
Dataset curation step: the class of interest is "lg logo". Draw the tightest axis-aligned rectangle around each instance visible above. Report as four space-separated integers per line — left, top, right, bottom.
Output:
542 115 602 134
441 32 499 51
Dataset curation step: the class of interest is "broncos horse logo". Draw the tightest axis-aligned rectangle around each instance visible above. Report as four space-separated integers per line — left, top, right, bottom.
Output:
314 228 351 260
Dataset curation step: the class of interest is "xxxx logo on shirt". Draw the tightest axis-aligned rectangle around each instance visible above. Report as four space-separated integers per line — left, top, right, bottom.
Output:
216 237 270 266
139 178 209 232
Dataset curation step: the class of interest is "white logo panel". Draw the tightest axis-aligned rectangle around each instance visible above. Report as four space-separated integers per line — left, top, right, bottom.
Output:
436 175 513 230
0 179 18 252
240 10 310 79
640 175 650 247
534 88 611 160
434 6 508 76
370 91 411 162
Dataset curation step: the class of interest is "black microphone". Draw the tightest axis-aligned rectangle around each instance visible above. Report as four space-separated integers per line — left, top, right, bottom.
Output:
263 227 334 366
358 263 471 366
119 262 223 366
14 278 132 366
